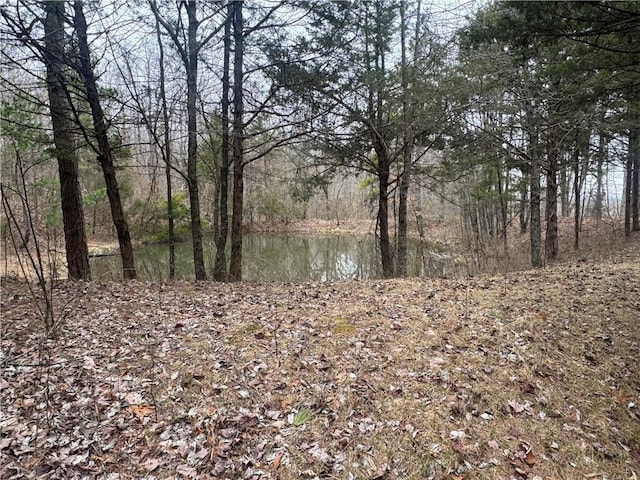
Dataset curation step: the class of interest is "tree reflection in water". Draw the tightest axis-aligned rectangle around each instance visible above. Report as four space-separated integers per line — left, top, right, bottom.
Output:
91 233 458 281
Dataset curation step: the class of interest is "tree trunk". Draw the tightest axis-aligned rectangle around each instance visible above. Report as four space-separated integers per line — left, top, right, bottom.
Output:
631 127 639 232
396 0 411 277
530 156 542 268
625 148 632 238
496 163 508 249
519 171 529 234
214 2 233 281
155 15 175 279
368 1 393 278
574 143 581 249
185 0 206 280
73 1 136 279
574 129 590 250
594 130 606 220
229 1 244 281
545 154 558 260
559 161 570 218
43 1 90 281
375 142 394 277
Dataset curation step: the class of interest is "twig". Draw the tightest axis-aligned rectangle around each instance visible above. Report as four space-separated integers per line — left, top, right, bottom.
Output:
271 306 286 368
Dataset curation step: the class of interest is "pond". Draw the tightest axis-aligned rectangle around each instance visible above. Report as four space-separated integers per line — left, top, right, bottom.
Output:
90 233 461 281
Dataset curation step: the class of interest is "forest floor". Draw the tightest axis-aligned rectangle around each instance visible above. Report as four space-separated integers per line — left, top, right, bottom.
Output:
1 228 639 479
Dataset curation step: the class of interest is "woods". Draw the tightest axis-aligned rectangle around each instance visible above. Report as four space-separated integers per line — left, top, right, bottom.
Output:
1 0 638 281
1 3 639 479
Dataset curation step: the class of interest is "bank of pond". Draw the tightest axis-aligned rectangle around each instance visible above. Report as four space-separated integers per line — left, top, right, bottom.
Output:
91 233 461 281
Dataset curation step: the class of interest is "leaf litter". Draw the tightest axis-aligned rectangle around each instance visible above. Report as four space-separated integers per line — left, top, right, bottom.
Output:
1 252 639 479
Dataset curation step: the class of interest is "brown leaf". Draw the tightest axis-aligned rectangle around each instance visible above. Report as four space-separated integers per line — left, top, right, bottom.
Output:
520 381 535 394
614 390 630 404
371 462 388 479
272 451 283 469
142 458 162 472
128 404 156 418
524 451 537 466
508 399 525 413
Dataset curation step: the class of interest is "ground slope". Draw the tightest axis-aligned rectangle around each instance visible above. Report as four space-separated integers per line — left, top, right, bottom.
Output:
1 249 639 479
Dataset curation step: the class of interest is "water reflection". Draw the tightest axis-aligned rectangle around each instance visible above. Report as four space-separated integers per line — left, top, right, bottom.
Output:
241 234 380 281
91 233 457 281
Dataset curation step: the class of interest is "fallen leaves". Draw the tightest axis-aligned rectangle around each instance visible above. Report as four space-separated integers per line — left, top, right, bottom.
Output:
508 399 533 415
127 404 156 418
1 257 639 479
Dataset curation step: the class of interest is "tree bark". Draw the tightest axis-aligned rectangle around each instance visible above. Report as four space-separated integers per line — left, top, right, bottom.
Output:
519 171 529 234
574 129 590 250
214 1 233 281
368 1 393 278
625 145 632 238
396 0 413 277
229 1 244 281
559 162 570 218
631 127 639 232
545 153 558 260
529 139 543 268
73 1 136 279
43 0 90 281
186 0 206 280
374 141 393 277
530 157 542 267
496 163 508 249
574 142 581 249
594 130 606 220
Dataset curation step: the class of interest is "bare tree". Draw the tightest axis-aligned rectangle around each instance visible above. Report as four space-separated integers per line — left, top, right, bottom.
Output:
213 1 233 281
73 0 136 279
150 0 224 280
43 1 90 281
1 1 91 280
229 0 244 281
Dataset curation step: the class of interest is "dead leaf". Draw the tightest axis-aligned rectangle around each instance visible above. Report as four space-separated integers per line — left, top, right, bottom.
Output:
614 390 630 404
128 404 155 418
371 461 388 479
525 451 537 465
272 451 283 469
1 252 637 480
142 458 162 472
176 464 197 478
508 399 525 413
520 381 535 394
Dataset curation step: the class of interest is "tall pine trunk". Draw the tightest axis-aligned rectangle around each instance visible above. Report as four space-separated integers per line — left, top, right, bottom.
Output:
574 129 590 250
530 156 542 268
496 163 508 249
73 1 135 279
545 154 558 260
631 127 639 232
396 0 411 277
519 171 529 234
375 143 393 277
525 105 542 268
229 1 244 281
186 0 206 280
214 2 233 281
559 162 570 217
43 1 90 281
594 130 606 220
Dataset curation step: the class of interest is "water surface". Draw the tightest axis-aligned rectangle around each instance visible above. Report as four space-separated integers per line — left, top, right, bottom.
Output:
91 233 456 281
